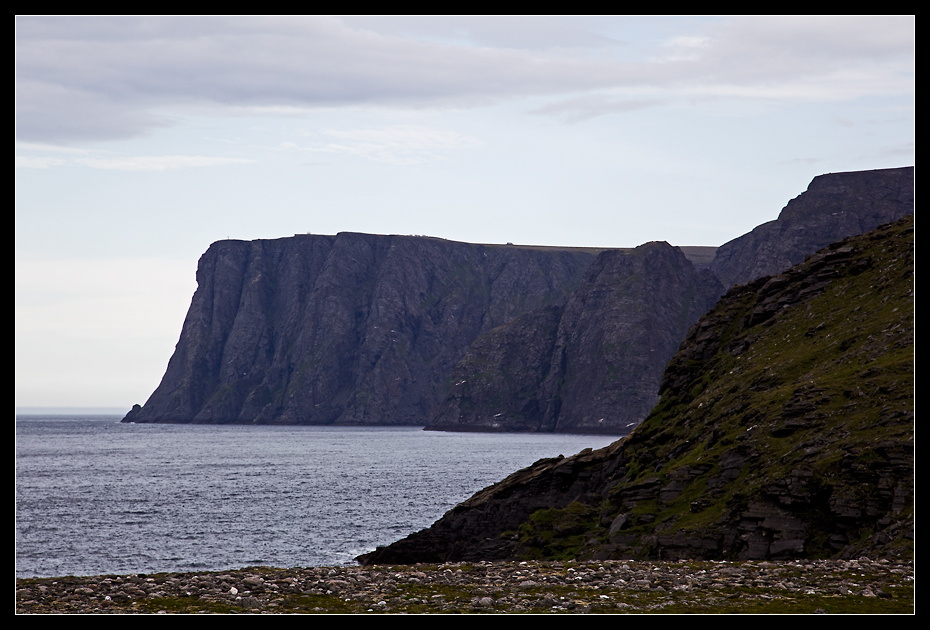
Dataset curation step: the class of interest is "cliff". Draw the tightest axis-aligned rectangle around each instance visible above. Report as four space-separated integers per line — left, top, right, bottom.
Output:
125 167 914 432
427 242 723 433
123 235 598 424
425 166 913 435
711 166 914 288
358 215 914 564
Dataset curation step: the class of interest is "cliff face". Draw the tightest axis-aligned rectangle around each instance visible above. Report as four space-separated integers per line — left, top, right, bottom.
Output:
711 166 914 288
424 168 913 434
123 235 597 424
428 242 723 433
125 167 914 432
359 216 914 564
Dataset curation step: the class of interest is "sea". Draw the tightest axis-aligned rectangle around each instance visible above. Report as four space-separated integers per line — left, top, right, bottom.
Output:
15 415 620 579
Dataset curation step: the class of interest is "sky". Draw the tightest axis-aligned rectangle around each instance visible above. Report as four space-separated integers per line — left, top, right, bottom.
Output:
15 15 914 410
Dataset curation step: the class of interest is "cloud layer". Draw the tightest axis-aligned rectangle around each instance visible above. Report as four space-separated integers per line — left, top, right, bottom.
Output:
16 16 913 143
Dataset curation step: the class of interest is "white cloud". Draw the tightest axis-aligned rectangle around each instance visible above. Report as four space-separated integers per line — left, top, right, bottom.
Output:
15 153 254 171
304 125 484 165
72 155 254 171
529 95 665 122
339 15 622 50
16 156 67 168
14 141 91 154
655 36 711 62
14 16 914 143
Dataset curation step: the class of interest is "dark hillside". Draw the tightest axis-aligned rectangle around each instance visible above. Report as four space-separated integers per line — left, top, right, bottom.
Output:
360 215 914 564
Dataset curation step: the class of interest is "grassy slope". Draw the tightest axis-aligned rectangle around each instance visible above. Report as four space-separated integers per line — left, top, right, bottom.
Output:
517 216 914 561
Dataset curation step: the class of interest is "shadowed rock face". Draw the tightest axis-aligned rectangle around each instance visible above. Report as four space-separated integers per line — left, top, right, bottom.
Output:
125 167 914 434
359 216 914 565
428 242 723 434
711 166 914 288
427 305 565 432
123 234 597 425
425 168 912 435
540 243 723 433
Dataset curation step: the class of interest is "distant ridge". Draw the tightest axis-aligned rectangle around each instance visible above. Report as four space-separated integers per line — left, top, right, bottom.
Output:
711 166 913 288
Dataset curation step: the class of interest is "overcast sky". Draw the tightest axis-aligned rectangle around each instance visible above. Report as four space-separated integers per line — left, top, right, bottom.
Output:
15 15 914 410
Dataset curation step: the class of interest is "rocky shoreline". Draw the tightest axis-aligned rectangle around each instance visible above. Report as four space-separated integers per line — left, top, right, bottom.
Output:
16 557 913 614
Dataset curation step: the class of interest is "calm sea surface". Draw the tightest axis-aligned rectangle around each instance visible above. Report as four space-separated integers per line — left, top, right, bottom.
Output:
15 416 619 579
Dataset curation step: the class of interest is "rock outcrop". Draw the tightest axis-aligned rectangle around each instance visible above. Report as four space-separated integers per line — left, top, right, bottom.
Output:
428 242 723 433
359 216 914 564
123 235 598 424
711 166 913 288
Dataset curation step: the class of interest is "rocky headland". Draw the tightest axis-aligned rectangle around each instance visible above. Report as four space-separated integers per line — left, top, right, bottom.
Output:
124 167 913 436
359 215 914 566
427 167 913 433
122 236 600 426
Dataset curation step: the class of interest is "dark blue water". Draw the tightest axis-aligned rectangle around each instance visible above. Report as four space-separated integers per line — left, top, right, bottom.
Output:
15 416 619 578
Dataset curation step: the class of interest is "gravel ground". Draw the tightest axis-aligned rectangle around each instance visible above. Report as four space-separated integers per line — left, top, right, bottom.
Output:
16 557 914 614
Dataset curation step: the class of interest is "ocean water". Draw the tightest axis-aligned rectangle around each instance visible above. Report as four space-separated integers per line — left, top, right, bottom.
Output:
15 416 619 579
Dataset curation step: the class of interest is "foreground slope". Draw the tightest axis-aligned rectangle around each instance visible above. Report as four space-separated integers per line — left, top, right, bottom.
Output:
359 216 914 564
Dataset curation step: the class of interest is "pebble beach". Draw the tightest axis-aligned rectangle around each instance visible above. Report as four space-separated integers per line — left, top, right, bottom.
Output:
16 557 914 614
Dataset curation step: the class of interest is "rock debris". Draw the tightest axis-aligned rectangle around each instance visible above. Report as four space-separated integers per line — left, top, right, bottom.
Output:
17 557 913 614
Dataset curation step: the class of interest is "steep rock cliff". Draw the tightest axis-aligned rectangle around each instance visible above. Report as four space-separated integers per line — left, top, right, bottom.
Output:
426 168 912 434
126 167 914 433
359 216 914 564
711 166 914 288
427 305 565 432
428 242 723 433
123 235 598 424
